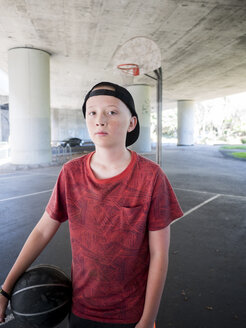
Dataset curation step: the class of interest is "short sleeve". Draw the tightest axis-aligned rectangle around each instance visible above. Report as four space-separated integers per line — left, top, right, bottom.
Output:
148 169 183 231
45 166 68 223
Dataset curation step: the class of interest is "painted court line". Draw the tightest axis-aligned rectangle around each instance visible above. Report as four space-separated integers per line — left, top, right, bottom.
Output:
174 187 216 195
0 305 14 326
0 189 53 202
0 172 59 180
0 313 14 325
31 173 60 178
174 187 246 200
0 174 32 180
173 194 221 223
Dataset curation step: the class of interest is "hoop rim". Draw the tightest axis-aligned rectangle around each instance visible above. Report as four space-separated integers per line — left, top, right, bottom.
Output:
117 63 140 76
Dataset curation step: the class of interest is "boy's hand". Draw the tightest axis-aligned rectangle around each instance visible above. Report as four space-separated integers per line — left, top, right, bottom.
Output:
0 294 8 323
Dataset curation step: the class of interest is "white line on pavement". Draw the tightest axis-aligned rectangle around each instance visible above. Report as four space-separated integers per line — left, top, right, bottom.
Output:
173 194 221 223
0 313 15 325
0 189 53 202
174 187 246 200
174 187 216 195
0 173 59 180
0 174 32 180
0 304 14 325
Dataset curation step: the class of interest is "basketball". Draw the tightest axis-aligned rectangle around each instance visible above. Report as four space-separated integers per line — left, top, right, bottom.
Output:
10 264 72 328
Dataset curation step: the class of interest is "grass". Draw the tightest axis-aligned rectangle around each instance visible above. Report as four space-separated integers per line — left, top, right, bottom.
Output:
221 145 246 150
220 145 246 160
231 152 246 159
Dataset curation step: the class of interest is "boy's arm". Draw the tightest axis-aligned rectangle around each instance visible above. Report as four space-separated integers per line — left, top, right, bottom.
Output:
136 225 170 328
0 211 61 323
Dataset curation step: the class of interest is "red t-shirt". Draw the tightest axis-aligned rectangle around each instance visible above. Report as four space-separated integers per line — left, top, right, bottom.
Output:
46 150 183 324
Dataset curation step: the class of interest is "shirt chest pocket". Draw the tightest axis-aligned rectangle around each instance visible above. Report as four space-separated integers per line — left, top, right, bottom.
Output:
120 205 147 233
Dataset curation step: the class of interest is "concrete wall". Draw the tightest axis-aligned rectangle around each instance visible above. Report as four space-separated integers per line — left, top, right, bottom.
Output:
51 108 90 143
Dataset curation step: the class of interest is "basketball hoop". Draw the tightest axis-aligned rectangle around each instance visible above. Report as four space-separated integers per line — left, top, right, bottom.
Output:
117 63 140 76
117 63 140 85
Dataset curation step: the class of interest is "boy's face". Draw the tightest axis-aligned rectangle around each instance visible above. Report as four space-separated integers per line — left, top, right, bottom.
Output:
85 86 137 149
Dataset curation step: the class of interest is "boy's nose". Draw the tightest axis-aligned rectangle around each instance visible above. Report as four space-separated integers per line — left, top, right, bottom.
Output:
96 114 107 126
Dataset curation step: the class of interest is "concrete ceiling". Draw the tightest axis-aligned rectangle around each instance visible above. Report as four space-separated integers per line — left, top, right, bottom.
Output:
0 0 246 110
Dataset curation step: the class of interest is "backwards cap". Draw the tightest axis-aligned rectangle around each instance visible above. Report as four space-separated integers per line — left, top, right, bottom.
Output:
82 81 140 147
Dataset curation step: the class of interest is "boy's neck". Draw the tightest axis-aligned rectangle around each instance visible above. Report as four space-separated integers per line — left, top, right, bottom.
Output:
91 147 131 170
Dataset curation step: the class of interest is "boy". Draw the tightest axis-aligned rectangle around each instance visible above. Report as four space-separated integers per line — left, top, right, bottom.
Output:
0 82 183 327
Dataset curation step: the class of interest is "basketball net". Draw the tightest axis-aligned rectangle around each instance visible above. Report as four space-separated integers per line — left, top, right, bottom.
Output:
117 63 139 86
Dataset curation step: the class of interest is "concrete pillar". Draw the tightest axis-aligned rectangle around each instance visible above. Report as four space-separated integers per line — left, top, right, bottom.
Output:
1 105 9 142
177 100 195 146
0 109 2 141
0 96 8 142
8 47 51 164
127 84 151 153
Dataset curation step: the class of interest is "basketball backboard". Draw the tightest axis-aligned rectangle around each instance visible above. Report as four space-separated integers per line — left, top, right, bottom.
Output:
111 36 161 77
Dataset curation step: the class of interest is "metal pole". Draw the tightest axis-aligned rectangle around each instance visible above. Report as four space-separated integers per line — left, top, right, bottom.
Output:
154 67 163 167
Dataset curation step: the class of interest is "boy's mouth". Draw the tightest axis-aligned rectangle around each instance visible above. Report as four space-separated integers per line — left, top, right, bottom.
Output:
95 131 108 135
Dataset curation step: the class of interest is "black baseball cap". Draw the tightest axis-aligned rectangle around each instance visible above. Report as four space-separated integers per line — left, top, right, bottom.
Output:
82 81 140 147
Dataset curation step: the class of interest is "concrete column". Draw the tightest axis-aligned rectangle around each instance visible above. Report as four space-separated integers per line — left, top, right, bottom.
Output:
8 47 51 164
0 96 8 142
0 109 2 141
127 84 151 153
177 100 195 146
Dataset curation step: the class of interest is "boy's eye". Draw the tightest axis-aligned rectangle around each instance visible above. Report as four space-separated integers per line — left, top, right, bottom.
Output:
108 111 117 115
88 111 96 116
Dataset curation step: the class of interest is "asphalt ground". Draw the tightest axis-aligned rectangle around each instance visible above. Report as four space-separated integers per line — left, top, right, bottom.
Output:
0 145 245 328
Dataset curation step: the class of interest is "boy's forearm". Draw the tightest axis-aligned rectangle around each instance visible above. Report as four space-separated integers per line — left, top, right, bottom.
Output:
136 253 169 328
2 212 60 294
3 229 50 293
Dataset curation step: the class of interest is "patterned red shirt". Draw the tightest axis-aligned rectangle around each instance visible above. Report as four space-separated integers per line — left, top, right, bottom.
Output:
46 150 183 324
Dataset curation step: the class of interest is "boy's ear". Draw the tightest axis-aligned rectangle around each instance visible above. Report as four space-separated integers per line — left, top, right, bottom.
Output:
127 116 137 132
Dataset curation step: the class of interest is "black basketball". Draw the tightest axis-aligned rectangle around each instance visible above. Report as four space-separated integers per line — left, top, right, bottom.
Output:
10 265 72 328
